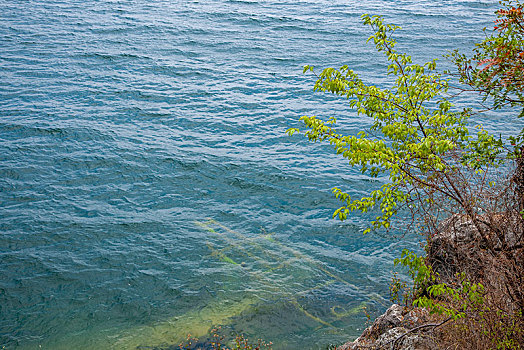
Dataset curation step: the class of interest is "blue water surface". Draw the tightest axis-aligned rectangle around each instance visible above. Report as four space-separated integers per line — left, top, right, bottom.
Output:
0 0 509 349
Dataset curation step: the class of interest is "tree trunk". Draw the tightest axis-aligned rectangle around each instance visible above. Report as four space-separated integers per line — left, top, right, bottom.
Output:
514 146 524 213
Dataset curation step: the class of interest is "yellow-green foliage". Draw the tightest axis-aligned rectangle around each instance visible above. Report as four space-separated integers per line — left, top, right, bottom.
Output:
288 14 503 234
288 11 523 350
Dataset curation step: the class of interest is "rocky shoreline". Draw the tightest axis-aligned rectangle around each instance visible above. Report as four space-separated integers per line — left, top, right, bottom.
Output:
338 212 523 350
338 304 445 350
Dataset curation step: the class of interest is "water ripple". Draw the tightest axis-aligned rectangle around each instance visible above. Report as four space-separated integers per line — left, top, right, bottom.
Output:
0 0 504 349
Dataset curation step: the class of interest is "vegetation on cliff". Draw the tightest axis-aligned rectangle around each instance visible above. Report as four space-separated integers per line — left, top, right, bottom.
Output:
289 1 524 348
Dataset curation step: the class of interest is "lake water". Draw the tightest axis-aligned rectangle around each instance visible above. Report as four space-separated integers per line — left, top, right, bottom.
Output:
0 0 508 349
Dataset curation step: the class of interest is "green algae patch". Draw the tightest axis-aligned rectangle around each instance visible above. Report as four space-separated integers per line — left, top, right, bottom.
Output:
112 296 258 349
207 243 238 264
106 219 387 349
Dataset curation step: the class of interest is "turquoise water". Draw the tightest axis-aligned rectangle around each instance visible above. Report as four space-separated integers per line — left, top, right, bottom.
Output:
0 0 509 349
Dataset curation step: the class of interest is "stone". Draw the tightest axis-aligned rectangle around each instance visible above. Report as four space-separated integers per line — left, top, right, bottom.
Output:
428 212 523 282
338 305 440 350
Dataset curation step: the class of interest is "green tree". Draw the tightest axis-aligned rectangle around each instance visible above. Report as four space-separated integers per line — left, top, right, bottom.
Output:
288 11 524 347
449 0 524 114
288 14 503 247
449 0 524 212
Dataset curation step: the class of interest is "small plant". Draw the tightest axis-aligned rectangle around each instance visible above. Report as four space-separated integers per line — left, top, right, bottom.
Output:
178 333 199 350
395 249 524 349
389 271 408 305
395 250 484 320
176 327 272 350
231 334 272 350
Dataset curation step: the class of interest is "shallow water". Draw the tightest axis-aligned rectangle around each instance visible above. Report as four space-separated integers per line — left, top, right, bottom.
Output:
0 0 508 349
